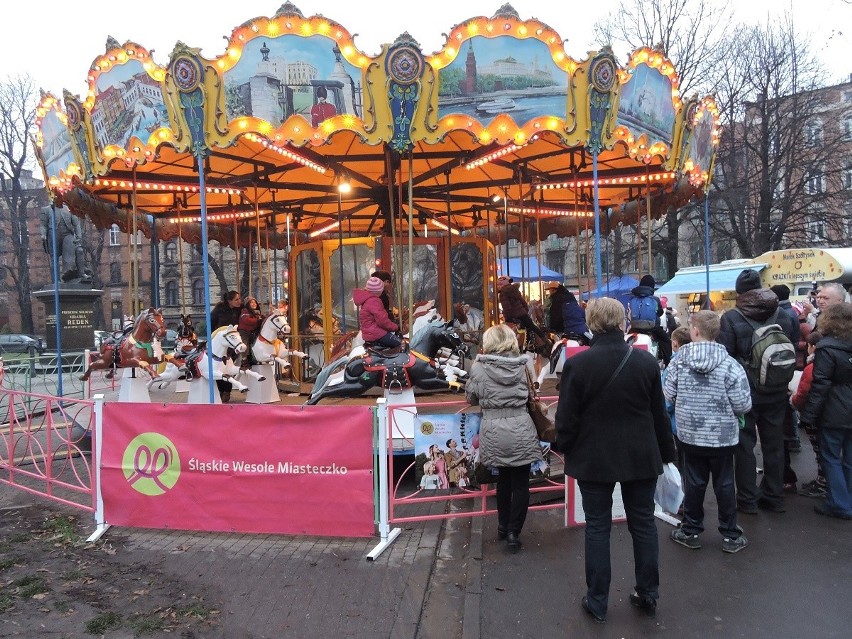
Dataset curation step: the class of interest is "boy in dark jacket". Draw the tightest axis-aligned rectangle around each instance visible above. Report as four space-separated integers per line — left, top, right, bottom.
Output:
497 276 549 347
664 311 752 553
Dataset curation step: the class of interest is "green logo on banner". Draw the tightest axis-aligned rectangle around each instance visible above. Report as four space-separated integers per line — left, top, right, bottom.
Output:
122 433 181 496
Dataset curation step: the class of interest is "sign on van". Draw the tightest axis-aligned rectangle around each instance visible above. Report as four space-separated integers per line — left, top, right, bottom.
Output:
757 249 845 285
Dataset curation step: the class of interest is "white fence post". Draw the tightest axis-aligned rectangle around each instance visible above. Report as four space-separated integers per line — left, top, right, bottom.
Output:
367 398 401 560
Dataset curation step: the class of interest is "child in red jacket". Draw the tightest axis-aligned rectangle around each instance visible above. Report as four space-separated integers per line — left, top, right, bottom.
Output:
354 276 401 348
791 331 825 497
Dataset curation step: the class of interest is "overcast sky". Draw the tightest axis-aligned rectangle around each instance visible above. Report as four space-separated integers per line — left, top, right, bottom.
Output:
3 0 849 97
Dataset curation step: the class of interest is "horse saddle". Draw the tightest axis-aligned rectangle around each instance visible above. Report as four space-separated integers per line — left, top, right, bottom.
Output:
363 350 417 390
182 346 207 381
363 341 404 357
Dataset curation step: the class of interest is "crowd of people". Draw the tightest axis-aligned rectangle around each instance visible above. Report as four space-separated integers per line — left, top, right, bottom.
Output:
472 269 851 625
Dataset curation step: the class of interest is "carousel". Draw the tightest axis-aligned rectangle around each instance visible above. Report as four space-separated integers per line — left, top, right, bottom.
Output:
34 2 719 404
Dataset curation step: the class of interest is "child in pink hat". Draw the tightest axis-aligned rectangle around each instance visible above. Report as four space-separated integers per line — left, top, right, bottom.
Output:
354 276 402 347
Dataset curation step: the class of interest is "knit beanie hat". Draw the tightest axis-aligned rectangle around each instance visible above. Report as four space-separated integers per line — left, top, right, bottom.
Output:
770 284 790 301
735 269 762 294
639 274 656 288
365 276 385 294
496 275 511 289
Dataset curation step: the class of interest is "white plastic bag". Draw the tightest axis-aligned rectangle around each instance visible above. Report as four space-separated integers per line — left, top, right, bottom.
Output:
654 462 684 514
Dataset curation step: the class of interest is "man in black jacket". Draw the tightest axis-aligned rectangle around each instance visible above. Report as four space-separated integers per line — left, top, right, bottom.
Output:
718 269 799 514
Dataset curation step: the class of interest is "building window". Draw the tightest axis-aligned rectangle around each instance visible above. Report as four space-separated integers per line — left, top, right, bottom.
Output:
689 239 703 266
192 279 205 305
804 120 822 147
579 255 588 276
0 229 6 253
843 118 852 141
110 261 122 283
844 164 852 191
165 280 179 306
805 169 825 194
109 224 121 246
806 219 826 243
164 242 178 262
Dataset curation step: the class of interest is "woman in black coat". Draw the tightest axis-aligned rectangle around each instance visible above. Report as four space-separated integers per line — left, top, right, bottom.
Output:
798 303 852 520
555 297 676 623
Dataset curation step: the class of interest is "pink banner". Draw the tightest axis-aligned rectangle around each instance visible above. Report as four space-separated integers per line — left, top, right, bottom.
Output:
100 403 375 537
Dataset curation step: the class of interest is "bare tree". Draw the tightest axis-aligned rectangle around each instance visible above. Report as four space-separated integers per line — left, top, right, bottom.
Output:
710 16 849 256
594 0 731 95
594 0 732 278
0 75 39 333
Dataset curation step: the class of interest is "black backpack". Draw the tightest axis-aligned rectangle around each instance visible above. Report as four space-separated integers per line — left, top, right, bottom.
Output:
734 309 796 393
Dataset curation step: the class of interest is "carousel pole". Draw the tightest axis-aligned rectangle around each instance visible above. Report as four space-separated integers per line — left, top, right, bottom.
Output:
445 171 453 310
646 163 652 272
337 175 350 333
48 201 63 399
637 187 643 275
407 149 414 330
584 189 591 296
592 151 603 295
572 161 582 299
704 191 711 307
196 156 216 404
503 188 510 278
384 146 399 319
233 214 240 291
254 184 263 301
131 168 139 316
177 216 186 315
150 216 160 308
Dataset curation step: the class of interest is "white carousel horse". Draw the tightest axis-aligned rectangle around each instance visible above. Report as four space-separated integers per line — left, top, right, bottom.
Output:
251 310 307 369
149 325 264 392
625 331 657 359
533 335 586 387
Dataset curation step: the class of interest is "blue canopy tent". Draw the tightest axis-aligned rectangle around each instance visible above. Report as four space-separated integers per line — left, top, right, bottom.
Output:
499 257 564 282
582 275 641 308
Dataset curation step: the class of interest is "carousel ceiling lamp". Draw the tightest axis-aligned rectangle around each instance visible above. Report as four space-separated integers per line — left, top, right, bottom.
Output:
309 220 340 238
464 143 523 170
431 219 461 236
244 133 327 173
535 172 676 190
91 178 243 195
337 175 352 194
508 205 594 217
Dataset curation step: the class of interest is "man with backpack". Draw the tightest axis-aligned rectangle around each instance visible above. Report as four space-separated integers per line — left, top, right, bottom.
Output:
718 269 798 514
629 275 672 366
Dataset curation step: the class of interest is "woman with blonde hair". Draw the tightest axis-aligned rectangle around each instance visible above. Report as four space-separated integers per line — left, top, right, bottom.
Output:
466 323 543 552
555 297 676 622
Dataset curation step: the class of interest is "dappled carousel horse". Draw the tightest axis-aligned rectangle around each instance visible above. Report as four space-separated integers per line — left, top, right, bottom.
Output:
80 308 167 381
306 314 469 405
252 310 307 369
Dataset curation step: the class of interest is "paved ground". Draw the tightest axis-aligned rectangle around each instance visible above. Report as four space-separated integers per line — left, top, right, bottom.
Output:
3 373 851 638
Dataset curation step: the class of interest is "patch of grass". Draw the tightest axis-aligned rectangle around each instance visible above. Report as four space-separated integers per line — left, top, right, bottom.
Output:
0 540 13 553
0 594 13 614
177 602 213 619
62 568 85 581
54 599 72 613
0 555 20 571
14 575 48 598
85 611 123 635
43 515 77 543
129 614 166 634
9 533 29 543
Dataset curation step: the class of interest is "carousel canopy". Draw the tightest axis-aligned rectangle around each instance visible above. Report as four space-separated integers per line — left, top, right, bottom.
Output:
34 2 720 248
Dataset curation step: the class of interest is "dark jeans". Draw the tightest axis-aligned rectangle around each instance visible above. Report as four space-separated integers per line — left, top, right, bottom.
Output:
820 428 852 516
736 400 786 508
800 420 826 483
496 464 531 534
577 478 659 618
375 332 402 348
681 449 740 539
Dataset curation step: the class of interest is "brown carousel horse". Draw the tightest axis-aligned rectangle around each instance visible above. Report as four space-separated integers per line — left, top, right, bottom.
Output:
80 307 167 381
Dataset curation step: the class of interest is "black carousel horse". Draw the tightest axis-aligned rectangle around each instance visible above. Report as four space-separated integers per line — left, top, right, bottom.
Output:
306 315 469 405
